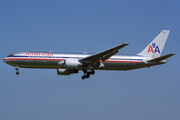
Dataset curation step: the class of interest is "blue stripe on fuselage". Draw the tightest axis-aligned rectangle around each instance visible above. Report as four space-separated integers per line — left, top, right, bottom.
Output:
11 55 143 61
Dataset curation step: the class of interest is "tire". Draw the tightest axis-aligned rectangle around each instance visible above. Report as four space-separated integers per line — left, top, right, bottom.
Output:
91 70 95 75
82 76 85 80
86 74 90 78
16 72 19 75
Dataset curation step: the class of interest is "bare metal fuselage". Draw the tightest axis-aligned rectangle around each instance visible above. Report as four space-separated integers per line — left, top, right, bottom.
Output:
3 52 164 71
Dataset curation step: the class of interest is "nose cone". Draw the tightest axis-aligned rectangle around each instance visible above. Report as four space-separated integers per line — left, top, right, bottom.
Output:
3 57 14 66
3 58 7 63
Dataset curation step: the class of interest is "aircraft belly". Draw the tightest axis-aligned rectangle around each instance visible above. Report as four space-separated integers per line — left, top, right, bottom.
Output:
100 62 146 70
10 60 59 68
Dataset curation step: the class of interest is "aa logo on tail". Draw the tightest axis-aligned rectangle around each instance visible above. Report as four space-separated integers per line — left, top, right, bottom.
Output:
147 43 160 53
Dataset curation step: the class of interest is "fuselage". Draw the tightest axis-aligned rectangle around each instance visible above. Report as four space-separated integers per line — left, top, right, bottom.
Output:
3 51 164 71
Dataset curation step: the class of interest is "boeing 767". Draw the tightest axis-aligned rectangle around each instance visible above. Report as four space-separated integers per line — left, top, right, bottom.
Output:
3 30 175 79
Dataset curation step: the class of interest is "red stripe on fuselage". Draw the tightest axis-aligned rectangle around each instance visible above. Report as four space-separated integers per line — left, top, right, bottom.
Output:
4 57 141 63
4 58 65 61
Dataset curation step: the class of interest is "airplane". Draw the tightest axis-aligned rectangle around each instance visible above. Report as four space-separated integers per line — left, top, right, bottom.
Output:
3 30 175 79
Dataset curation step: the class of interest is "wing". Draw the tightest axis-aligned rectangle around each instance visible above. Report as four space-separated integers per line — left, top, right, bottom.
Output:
79 43 129 64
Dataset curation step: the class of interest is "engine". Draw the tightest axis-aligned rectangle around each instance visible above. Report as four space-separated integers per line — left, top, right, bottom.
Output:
64 59 83 69
57 59 82 75
57 68 78 75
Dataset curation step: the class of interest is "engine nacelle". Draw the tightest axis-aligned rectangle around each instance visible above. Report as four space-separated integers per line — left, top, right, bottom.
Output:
64 59 82 69
57 68 78 75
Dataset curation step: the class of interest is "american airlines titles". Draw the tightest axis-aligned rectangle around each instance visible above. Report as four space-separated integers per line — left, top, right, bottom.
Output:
26 52 53 56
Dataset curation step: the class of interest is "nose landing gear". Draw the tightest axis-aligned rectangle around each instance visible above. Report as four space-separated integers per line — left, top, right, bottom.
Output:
15 67 19 75
82 70 95 80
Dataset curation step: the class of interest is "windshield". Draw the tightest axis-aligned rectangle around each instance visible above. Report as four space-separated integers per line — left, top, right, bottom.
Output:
7 54 14 57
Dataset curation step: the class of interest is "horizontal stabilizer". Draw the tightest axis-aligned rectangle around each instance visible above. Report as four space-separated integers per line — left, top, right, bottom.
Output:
147 53 175 62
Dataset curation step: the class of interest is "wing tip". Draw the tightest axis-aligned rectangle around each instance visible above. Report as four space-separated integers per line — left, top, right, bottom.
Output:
171 53 176 56
169 53 176 56
122 43 129 45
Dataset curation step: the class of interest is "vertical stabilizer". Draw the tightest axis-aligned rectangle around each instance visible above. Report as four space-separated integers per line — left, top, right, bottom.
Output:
137 30 170 58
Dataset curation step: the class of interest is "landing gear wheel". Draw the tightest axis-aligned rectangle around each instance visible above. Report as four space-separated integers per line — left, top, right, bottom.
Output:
86 74 90 78
15 67 19 75
91 70 95 75
81 70 96 79
16 72 19 75
82 76 86 80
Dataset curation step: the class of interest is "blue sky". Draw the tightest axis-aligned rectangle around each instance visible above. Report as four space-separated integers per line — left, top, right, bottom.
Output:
0 0 180 120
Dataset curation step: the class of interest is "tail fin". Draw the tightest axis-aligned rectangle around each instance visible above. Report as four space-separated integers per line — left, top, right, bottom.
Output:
138 30 170 58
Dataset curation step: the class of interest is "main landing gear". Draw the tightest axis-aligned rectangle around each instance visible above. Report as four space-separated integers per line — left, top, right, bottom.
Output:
15 67 19 75
82 70 95 80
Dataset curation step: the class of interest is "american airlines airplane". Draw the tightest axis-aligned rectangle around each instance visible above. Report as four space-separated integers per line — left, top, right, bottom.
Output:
3 30 175 79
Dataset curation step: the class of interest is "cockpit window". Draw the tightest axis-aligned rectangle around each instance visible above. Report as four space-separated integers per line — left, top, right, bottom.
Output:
8 54 14 57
